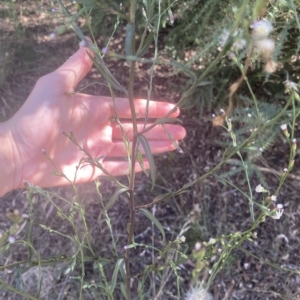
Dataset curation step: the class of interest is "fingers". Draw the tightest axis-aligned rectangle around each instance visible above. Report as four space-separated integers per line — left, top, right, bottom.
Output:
61 160 150 185
53 44 94 91
76 95 180 119
100 160 150 177
111 123 186 141
108 139 178 156
38 160 150 188
110 97 180 118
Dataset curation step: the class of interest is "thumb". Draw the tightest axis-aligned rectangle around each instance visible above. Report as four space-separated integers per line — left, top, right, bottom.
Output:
54 41 94 92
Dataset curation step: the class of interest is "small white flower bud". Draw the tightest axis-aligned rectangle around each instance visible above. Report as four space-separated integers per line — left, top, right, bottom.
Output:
208 238 216 245
8 235 16 244
255 184 267 193
194 242 201 251
280 124 287 131
49 32 56 39
179 236 186 243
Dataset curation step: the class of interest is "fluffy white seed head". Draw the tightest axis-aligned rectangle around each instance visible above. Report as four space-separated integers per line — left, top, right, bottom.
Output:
255 38 275 53
184 285 213 300
255 38 275 60
251 19 273 40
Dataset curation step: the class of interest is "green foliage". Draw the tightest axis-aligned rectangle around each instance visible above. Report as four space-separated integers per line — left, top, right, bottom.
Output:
2 0 300 299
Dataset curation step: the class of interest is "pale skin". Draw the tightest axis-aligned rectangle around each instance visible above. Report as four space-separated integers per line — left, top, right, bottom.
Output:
0 42 186 197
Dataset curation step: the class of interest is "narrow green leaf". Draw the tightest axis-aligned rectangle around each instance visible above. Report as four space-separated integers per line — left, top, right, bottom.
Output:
182 182 193 190
110 259 124 293
138 135 156 190
56 24 68 35
153 192 172 203
124 243 138 249
168 8 174 24
252 0 268 20
169 58 197 80
140 208 165 243
137 31 155 56
197 81 212 87
120 283 127 298
91 55 127 94
125 23 135 64
136 150 148 176
104 188 128 211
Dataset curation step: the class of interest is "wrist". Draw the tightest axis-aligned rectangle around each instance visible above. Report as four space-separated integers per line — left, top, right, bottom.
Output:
0 121 21 197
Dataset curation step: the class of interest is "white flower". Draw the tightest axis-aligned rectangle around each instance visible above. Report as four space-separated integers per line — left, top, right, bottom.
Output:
218 29 230 48
232 38 247 52
49 32 56 39
218 28 247 52
284 80 299 92
251 19 273 40
194 242 201 251
179 236 186 243
272 204 284 219
8 235 16 244
208 238 216 245
184 285 213 300
270 195 277 201
255 184 267 193
280 124 287 131
255 38 275 53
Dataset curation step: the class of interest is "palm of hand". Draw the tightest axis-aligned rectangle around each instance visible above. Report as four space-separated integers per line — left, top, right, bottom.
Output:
8 45 185 189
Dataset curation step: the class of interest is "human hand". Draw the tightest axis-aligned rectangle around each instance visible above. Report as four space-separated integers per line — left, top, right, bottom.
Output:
0 42 185 195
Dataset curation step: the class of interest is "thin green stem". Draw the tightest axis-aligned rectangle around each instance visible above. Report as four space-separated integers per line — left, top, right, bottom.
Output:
137 96 293 209
124 0 137 298
0 278 38 300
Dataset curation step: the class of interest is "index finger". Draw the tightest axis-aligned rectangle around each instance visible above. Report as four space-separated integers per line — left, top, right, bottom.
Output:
54 45 94 92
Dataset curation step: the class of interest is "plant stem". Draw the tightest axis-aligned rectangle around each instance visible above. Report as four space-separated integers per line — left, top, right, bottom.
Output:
124 0 137 298
136 95 293 209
